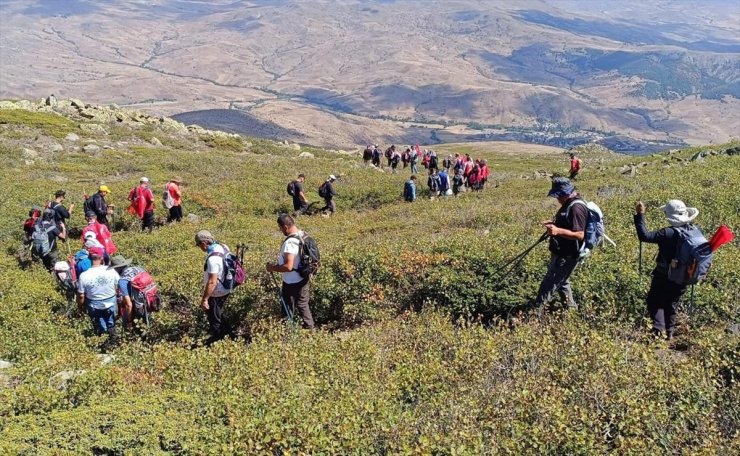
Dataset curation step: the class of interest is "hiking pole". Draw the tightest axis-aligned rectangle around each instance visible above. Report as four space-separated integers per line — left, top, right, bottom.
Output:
268 272 294 321
492 232 549 277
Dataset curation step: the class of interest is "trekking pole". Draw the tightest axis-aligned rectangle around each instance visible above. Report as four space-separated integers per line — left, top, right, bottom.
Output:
492 232 549 277
638 241 643 286
269 272 294 322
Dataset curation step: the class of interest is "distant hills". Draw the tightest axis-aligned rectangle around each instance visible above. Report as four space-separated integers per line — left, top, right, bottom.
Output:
1 0 738 150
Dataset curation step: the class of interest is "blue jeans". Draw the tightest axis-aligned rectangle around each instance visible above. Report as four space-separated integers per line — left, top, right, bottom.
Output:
87 304 117 335
411 163 418 174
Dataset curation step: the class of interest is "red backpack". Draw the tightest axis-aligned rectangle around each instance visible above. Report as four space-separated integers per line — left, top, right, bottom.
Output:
129 271 161 315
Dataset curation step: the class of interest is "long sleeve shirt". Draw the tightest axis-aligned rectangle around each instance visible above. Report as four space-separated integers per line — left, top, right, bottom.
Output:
634 213 682 275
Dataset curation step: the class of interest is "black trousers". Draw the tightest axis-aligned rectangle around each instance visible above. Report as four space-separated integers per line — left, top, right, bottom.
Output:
646 272 687 333
142 211 154 232
206 294 232 345
282 279 314 329
167 205 182 222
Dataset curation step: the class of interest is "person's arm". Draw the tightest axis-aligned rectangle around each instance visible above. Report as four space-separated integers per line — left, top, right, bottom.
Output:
267 252 295 273
545 224 584 241
57 226 67 241
201 273 218 310
544 203 586 241
634 203 663 244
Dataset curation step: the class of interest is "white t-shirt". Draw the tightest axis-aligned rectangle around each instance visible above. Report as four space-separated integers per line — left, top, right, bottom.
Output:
279 231 304 284
204 244 230 297
77 264 120 309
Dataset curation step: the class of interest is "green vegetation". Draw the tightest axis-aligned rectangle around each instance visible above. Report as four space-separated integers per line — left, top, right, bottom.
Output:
0 109 76 138
0 110 738 454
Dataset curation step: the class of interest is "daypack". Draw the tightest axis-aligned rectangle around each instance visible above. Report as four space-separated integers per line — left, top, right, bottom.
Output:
32 219 57 256
288 233 320 279
74 249 92 276
287 181 297 197
206 246 246 291
565 199 615 258
83 195 94 215
404 181 415 201
129 270 162 315
318 182 329 198
162 184 175 209
667 225 713 286
23 207 42 234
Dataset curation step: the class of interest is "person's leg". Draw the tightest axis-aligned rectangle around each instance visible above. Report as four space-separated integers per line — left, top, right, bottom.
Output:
142 211 154 232
294 280 315 329
328 199 336 214
175 205 183 222
646 274 666 335
88 306 103 335
664 282 687 339
534 255 579 315
167 206 175 223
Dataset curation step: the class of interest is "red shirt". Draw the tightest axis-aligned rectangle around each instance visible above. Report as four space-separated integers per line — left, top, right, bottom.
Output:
81 221 117 254
570 158 581 172
128 185 155 218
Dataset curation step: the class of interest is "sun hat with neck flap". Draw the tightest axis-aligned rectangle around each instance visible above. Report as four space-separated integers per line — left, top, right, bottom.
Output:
660 199 699 227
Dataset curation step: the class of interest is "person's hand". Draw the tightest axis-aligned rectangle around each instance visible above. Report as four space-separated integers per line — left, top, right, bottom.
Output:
545 224 560 237
265 262 273 272
200 298 209 311
635 202 646 214
541 220 553 226
69 203 75 211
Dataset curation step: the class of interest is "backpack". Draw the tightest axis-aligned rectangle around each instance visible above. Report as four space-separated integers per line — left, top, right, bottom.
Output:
129 270 162 315
667 225 713 285
32 219 57 256
23 207 42 234
318 182 328 198
162 184 175 209
288 233 320 279
287 181 297 197
404 181 415 201
74 249 91 276
206 246 246 291
565 199 615 258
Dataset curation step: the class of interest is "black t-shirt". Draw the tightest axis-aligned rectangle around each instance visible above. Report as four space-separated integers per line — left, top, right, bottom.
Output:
549 196 588 257
292 181 304 205
49 201 70 226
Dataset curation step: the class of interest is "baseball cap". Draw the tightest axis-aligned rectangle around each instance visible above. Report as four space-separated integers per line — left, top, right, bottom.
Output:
87 246 105 258
328 174 337 181
85 211 97 218
99 185 111 193
140 177 149 183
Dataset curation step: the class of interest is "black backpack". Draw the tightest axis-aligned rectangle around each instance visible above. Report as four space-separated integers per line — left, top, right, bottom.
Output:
287 181 297 197
288 233 320 279
318 182 328 198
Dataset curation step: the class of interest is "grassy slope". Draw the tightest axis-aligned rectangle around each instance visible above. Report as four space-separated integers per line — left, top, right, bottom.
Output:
0 110 737 454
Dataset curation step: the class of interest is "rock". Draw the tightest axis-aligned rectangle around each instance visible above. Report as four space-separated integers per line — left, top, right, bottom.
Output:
725 146 740 156
69 98 85 110
243 142 253 148
96 354 114 365
48 143 64 153
690 152 705 162
21 148 38 159
0 100 18 109
83 144 101 154
65 133 80 142
283 140 289 146
24 160 34 166
45 94 57 107
0 360 12 369
291 143 301 151
148 137 163 146
79 123 108 135
298 152 314 159
727 323 740 335
109 103 120 110
50 175 68 183
186 213 201 223
48 370 86 390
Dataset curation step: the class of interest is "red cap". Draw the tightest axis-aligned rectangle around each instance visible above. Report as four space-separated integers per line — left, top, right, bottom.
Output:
87 246 105 258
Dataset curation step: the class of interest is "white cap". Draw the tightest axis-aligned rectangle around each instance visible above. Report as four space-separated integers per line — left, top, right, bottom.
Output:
84 232 96 239
329 174 337 181
140 177 149 182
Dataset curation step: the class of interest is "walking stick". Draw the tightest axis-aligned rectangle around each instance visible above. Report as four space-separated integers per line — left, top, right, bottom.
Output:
492 232 549 277
269 272 294 322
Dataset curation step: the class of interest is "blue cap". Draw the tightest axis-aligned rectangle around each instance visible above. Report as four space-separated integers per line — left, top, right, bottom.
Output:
548 177 575 198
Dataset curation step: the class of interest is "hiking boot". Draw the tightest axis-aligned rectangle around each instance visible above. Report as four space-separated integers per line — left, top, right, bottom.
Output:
651 328 663 339
666 329 675 341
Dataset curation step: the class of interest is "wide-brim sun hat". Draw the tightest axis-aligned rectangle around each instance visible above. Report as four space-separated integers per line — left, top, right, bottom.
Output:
547 177 575 198
661 199 699 227
109 255 133 270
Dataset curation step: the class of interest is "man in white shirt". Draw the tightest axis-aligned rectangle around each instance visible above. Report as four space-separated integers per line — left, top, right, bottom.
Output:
76 246 120 344
265 214 315 328
195 230 233 345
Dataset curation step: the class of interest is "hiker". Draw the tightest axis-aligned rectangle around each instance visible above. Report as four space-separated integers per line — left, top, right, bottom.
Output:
31 208 67 270
319 175 338 215
463 157 474 187
49 190 74 229
265 214 315 329
22 205 43 244
371 145 382 168
532 177 587 315
83 231 111 264
385 145 395 167
390 149 401 173
165 177 183 223
442 155 453 173
195 230 234 345
479 159 490 189
73 247 92 277
468 164 481 191
454 153 464 175
87 185 113 227
81 211 117 255
428 150 439 174
569 152 582 180
404 175 417 202
362 145 373 166
438 169 450 197
76 246 119 345
410 148 419 174
402 148 411 168
427 169 441 198
452 169 464 196
288 174 309 216
128 177 155 233
634 200 706 340
111 255 160 330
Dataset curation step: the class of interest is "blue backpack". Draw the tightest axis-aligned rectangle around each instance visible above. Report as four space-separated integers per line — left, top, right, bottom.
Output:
667 225 712 285
566 199 615 258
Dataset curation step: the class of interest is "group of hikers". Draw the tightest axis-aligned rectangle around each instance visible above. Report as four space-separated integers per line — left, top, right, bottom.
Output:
19 145 731 348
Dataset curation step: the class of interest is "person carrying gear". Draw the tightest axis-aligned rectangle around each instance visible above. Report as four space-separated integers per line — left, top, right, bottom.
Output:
288 173 309 216
165 177 183 223
77 246 120 347
128 177 155 232
49 190 74 229
31 208 67 270
195 230 234 345
319 175 338 215
81 211 117 255
87 185 113 227
569 152 582 180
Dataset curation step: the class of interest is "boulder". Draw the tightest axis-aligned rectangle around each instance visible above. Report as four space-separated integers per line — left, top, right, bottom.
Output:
79 123 108 135
291 143 301 151
21 148 38 160
69 98 85 110
0 360 12 369
727 323 740 336
186 213 201 223
96 354 115 365
48 143 64 153
148 137 163 146
83 144 101 154
45 94 58 107
0 100 18 110
48 370 86 390
65 133 80 142
298 152 315 159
